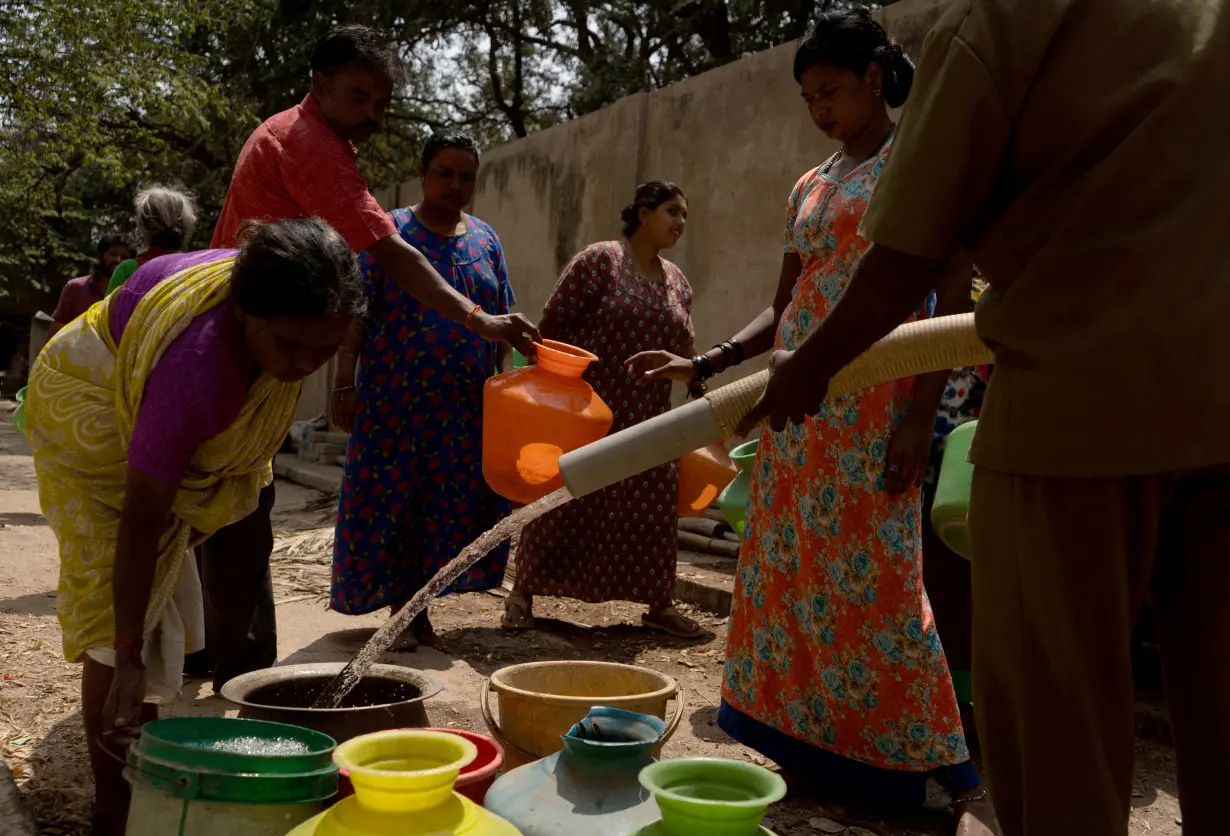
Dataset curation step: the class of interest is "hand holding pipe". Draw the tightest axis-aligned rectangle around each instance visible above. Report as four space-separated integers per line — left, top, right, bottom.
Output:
558 312 994 499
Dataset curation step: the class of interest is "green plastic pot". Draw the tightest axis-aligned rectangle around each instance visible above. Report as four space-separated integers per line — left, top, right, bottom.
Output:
931 420 977 561
126 716 339 803
124 717 338 836
11 386 26 435
634 758 785 836
950 668 973 705
717 440 759 537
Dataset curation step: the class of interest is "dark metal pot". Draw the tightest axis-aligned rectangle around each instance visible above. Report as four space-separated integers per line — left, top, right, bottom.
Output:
219 662 443 744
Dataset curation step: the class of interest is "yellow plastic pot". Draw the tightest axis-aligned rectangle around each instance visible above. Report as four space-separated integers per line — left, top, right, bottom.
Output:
285 730 520 836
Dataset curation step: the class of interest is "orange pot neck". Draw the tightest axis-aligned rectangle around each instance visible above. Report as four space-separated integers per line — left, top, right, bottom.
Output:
533 341 597 379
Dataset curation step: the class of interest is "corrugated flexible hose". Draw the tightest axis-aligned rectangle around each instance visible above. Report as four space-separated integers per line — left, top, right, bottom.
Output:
558 312 994 499
705 311 993 437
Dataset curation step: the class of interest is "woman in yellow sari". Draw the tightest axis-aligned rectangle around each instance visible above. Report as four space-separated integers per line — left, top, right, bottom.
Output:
26 218 364 835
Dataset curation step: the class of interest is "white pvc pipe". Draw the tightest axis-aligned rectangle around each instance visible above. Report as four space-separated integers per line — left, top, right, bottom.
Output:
558 314 994 499
558 397 723 499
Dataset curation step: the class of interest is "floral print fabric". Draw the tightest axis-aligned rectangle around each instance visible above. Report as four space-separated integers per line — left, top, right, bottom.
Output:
331 210 514 615
515 241 695 606
722 142 970 772
924 276 992 489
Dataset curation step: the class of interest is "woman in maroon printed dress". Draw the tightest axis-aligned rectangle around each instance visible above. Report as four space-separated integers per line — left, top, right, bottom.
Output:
503 182 704 638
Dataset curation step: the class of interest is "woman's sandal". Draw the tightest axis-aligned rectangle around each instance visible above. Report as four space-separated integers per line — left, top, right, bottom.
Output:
501 595 535 630
642 606 705 638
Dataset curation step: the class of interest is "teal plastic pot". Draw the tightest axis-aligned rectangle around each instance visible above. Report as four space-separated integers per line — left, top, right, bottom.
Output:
931 420 977 561
717 440 759 536
484 706 666 836
634 758 785 836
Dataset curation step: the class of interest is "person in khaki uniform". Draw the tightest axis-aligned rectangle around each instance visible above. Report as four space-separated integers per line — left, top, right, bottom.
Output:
740 1 1230 834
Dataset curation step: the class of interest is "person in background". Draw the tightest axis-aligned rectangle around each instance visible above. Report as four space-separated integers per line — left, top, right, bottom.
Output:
50 238 134 336
740 1 1230 834
106 185 199 295
629 10 992 835
26 219 364 835
330 134 516 649
505 181 705 639
199 24 539 692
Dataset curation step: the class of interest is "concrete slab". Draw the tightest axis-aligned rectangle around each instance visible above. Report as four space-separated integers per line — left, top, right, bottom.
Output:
274 458 343 496
674 550 734 617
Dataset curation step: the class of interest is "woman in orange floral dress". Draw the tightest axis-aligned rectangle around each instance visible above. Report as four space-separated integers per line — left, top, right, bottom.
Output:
629 8 993 835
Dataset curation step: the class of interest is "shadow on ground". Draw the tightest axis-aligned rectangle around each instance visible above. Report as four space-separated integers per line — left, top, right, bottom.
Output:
278 611 703 681
0 511 45 527
20 711 92 835
0 590 57 617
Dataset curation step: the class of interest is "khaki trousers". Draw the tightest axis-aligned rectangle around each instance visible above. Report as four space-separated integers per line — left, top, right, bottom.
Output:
969 464 1230 836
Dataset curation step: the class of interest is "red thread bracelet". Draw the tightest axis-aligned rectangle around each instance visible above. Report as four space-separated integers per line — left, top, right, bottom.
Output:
465 304 482 326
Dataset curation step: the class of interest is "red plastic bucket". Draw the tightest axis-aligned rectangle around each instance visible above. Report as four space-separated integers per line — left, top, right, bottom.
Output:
337 727 505 804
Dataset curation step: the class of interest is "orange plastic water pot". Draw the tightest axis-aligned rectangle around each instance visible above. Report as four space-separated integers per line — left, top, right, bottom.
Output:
677 443 736 517
482 340 614 504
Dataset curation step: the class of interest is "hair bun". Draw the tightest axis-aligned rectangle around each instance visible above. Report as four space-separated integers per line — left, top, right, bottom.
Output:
619 203 637 226
881 40 915 108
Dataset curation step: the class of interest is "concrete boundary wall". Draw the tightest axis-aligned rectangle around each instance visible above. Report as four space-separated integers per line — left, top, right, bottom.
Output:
308 0 951 420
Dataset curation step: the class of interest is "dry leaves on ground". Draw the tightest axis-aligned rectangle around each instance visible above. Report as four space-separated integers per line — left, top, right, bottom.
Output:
0 611 92 834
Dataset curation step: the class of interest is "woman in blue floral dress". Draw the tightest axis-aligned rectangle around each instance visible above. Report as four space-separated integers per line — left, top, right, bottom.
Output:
330 135 514 648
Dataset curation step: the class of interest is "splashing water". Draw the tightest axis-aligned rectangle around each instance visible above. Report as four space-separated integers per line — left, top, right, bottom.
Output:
312 486 574 709
206 736 311 756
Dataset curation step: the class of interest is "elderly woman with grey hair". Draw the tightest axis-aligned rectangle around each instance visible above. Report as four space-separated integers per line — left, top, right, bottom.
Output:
106 185 200 295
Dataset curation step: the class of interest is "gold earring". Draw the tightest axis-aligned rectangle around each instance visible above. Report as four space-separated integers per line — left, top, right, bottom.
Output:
873 86 882 97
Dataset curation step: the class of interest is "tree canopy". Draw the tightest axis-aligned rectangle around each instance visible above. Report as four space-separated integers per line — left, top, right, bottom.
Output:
0 0 888 310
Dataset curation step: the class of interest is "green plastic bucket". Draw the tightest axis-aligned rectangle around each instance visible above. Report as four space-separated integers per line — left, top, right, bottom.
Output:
950 668 974 705
124 717 338 836
11 386 26 435
718 440 759 536
931 421 977 561
638 757 786 836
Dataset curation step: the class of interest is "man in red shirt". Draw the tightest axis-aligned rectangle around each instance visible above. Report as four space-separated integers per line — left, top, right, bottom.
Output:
196 25 539 691
212 25 535 350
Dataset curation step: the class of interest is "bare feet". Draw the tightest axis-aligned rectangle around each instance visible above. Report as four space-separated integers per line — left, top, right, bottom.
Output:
643 605 704 638
501 594 534 630
954 791 999 836
412 611 438 647
387 608 436 652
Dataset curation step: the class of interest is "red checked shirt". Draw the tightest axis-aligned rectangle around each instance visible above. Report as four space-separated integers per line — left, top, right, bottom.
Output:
212 95 397 252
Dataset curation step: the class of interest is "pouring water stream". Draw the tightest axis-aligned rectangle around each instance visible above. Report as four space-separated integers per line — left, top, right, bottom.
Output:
311 486 573 709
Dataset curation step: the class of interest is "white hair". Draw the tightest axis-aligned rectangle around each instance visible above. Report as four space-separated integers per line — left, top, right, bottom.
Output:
134 185 199 250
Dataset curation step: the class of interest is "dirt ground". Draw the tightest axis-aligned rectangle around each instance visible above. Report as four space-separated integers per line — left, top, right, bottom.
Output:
0 402 1184 835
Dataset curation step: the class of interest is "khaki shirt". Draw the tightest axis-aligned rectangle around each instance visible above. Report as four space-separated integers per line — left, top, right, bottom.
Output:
861 0 1230 477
